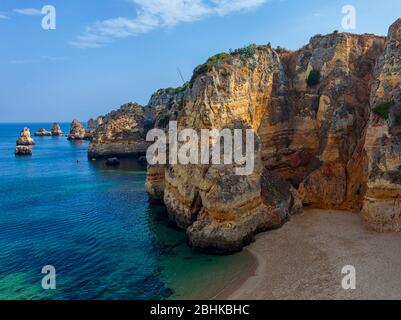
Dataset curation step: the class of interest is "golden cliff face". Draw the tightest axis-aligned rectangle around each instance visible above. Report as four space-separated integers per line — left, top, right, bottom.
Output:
161 47 301 253
141 20 401 253
362 19 401 230
261 32 386 210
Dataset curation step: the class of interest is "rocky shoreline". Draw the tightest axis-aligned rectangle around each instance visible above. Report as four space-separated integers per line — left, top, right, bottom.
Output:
14 19 401 255
140 20 400 254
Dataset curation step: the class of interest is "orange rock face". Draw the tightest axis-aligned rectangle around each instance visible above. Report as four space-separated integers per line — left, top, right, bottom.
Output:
362 19 401 231
142 20 401 253
260 32 386 211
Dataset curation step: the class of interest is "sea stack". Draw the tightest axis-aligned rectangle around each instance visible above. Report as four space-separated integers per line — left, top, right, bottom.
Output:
16 128 35 146
15 145 32 156
67 119 89 141
34 128 52 137
15 128 35 156
51 123 63 136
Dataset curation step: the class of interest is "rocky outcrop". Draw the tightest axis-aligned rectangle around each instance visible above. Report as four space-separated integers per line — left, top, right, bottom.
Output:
145 86 187 203
35 128 52 137
67 119 89 141
362 19 401 231
155 47 301 253
87 117 103 139
138 20 400 253
15 128 35 156
261 32 385 211
88 103 150 158
15 145 32 156
51 123 63 136
16 128 35 146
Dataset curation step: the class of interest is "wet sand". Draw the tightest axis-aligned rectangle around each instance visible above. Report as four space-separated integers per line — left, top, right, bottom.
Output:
223 209 401 300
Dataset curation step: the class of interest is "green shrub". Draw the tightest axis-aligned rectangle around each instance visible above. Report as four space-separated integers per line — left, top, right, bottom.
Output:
307 69 321 86
373 101 393 119
275 46 288 54
230 44 258 59
144 120 154 133
157 114 171 128
190 52 231 85
333 30 339 34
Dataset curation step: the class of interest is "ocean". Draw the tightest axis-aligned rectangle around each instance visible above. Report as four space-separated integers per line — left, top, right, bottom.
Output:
0 123 253 300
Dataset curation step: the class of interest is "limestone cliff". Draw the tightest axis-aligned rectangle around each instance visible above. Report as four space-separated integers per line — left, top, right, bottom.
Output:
79 19 391 253
155 47 301 253
145 87 186 204
142 20 401 253
263 32 386 211
88 103 150 159
362 19 401 231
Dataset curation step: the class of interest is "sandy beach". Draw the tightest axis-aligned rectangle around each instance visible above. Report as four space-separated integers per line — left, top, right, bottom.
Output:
223 209 401 300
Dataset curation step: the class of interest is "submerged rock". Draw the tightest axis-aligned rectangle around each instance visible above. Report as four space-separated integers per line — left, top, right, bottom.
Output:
88 103 150 159
16 128 35 146
15 145 32 156
105 157 120 167
50 123 63 136
34 128 52 137
67 119 90 141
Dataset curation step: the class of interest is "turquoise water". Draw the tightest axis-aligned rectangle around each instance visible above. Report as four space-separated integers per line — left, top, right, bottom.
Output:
0 123 252 300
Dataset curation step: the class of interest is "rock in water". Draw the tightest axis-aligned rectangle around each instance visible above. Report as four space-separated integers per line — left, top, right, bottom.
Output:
105 157 120 167
16 128 35 146
67 119 89 141
15 145 32 156
34 128 52 137
50 123 63 136
88 103 150 159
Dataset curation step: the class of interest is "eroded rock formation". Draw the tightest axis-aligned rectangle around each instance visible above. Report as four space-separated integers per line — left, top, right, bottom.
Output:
362 19 401 231
15 128 35 156
140 19 401 253
16 128 35 146
154 47 302 253
35 128 52 137
145 87 186 203
67 119 89 141
51 123 63 136
15 145 32 156
88 103 150 158
263 32 386 211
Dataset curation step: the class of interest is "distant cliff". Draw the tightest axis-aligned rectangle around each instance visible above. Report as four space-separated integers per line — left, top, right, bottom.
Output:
91 19 401 254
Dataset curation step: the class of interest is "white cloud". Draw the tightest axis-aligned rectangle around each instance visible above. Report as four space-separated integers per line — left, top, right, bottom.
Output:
70 0 269 48
14 8 43 16
0 13 9 20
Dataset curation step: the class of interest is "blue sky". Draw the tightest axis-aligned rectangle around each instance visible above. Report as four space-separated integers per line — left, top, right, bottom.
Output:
0 0 400 122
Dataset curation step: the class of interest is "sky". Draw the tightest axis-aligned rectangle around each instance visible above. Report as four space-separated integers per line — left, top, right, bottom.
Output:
0 0 400 123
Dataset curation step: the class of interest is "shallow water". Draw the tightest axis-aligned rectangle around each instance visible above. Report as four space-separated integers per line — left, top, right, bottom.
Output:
0 123 253 300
